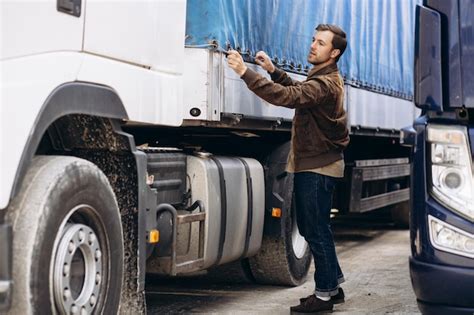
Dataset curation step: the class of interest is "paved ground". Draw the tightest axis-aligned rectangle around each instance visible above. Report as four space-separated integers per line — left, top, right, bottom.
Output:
146 211 420 314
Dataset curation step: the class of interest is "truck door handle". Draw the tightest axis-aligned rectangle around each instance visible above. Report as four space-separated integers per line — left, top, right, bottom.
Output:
57 0 81 17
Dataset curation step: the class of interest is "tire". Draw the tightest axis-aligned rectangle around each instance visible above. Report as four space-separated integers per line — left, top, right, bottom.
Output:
249 198 312 286
390 201 410 228
206 259 255 284
6 156 123 314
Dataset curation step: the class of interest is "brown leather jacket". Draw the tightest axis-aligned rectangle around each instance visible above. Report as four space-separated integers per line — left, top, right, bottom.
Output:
241 63 349 171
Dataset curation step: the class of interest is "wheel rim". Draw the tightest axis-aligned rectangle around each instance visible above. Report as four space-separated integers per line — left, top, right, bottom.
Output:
291 204 308 259
52 206 104 314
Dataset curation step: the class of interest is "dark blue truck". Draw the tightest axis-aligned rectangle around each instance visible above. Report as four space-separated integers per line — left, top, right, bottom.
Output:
407 0 474 314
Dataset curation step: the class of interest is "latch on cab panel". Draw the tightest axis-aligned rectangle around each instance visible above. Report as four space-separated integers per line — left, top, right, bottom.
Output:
57 0 81 17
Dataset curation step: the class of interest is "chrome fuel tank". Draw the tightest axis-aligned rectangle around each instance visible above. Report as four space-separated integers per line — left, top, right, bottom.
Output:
185 155 265 268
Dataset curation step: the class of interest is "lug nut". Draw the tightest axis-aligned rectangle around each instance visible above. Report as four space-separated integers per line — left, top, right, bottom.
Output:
89 233 96 245
63 263 70 277
78 230 85 243
68 241 75 253
63 288 71 301
71 305 79 314
95 273 101 285
90 294 97 306
95 249 102 261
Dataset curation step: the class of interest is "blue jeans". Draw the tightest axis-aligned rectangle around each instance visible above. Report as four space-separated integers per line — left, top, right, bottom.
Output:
294 172 344 297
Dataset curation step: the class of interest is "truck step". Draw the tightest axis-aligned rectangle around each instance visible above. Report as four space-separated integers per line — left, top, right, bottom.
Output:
177 212 206 224
150 202 206 275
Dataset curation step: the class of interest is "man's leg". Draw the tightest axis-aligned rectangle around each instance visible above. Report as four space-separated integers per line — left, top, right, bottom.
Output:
294 172 344 297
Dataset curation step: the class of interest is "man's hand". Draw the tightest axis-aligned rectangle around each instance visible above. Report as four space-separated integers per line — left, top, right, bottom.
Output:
255 51 275 73
227 50 248 76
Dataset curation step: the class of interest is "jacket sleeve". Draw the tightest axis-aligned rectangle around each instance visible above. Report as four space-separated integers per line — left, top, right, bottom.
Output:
241 68 331 109
269 68 302 86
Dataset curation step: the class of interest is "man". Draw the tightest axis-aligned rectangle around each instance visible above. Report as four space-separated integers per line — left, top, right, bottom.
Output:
227 24 349 314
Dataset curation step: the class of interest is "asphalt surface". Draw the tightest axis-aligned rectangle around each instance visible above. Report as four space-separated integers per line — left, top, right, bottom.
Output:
146 210 420 314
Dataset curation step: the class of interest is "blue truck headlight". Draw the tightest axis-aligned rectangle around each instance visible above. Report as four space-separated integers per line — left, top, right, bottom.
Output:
429 215 474 258
427 125 474 221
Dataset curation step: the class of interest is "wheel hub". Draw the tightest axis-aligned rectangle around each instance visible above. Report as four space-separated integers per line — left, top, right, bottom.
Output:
53 223 102 314
291 206 308 259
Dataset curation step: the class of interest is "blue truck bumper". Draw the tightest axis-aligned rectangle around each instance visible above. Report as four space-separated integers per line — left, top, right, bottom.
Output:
0 223 12 312
410 257 474 314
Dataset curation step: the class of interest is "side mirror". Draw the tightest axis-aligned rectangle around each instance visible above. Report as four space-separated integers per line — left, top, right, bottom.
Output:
414 5 443 112
400 126 416 147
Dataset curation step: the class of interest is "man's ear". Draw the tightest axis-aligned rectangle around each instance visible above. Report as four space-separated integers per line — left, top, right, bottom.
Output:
331 49 341 60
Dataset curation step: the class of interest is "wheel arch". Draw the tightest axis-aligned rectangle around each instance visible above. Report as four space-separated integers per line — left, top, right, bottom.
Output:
10 81 129 204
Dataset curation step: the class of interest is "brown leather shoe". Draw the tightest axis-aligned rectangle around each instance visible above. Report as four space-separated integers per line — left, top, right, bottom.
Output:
299 288 345 305
290 294 334 314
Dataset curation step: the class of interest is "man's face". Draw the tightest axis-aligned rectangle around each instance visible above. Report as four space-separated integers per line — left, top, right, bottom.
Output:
307 30 338 65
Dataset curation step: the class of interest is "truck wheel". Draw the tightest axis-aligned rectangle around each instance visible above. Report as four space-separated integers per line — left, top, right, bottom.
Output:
6 156 123 314
248 200 311 286
390 201 410 228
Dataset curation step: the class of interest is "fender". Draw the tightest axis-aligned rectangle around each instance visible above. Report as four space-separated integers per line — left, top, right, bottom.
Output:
8 82 129 208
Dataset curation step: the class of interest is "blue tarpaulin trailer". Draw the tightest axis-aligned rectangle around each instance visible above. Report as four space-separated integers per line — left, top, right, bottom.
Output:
186 0 421 100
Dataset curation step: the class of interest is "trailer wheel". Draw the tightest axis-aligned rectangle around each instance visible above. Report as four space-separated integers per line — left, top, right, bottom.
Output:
390 201 410 228
6 156 123 314
248 199 311 286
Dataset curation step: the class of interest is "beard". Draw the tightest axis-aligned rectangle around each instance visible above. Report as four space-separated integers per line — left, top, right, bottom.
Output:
307 51 332 66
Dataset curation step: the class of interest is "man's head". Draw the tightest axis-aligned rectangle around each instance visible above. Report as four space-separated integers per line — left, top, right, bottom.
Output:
307 24 347 66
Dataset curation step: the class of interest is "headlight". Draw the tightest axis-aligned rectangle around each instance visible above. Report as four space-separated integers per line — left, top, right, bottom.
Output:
429 215 474 258
427 125 474 221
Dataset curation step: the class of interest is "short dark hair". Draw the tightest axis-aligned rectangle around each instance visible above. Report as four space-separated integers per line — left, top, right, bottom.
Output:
316 24 347 62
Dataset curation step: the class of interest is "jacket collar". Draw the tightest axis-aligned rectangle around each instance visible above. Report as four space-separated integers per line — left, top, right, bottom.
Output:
307 62 338 78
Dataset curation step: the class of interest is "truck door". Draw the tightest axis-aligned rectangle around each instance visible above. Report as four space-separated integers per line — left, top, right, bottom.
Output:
0 0 84 60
